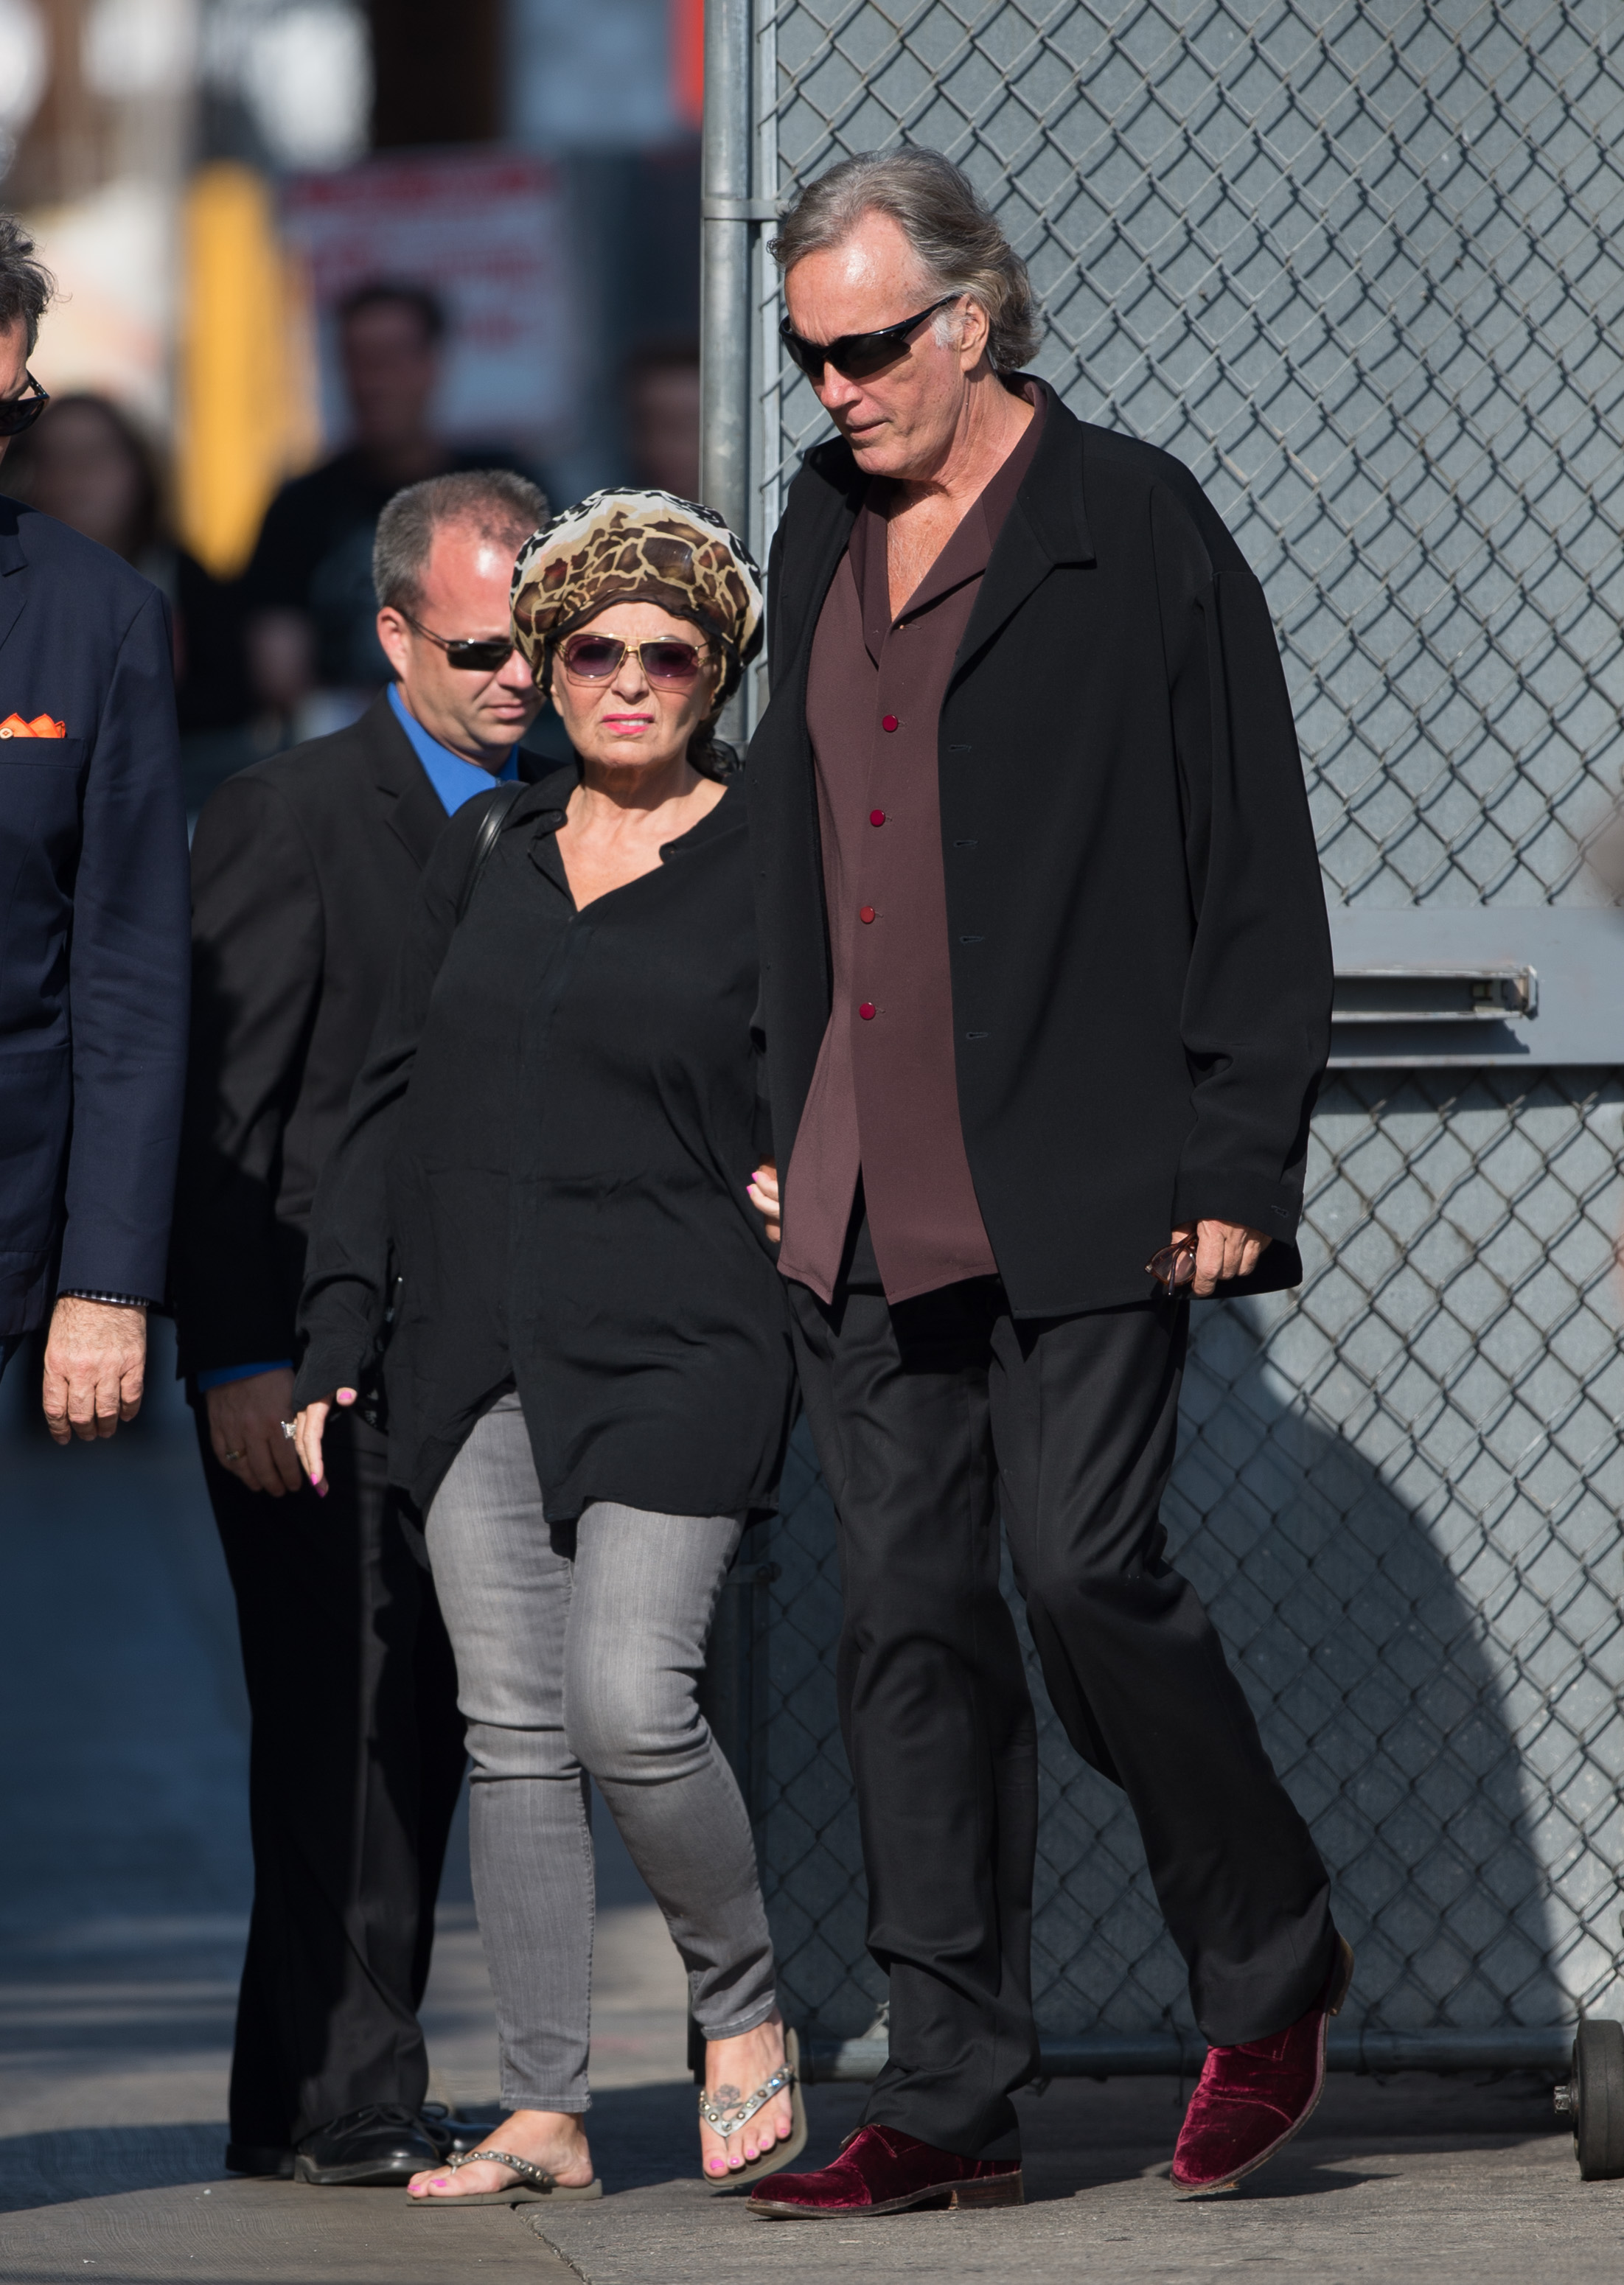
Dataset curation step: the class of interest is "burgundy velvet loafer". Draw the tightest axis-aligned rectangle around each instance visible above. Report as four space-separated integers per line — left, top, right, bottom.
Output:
747 2123 1023 2219
1171 1936 1355 2196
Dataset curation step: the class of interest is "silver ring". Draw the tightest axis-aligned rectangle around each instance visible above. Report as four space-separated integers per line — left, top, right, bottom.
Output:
223 1448 245 1462
279 1420 297 1442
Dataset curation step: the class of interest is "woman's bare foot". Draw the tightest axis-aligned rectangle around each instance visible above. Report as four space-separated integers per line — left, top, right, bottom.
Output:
406 2109 595 2199
701 2012 795 2179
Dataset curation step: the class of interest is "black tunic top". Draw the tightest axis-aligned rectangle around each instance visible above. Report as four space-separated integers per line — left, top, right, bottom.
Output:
294 768 794 1521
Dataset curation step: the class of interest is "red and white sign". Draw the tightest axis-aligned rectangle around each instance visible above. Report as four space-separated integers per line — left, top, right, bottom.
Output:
282 149 577 454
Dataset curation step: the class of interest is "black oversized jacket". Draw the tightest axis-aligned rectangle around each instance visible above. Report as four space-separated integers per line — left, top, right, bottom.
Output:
747 380 1332 1316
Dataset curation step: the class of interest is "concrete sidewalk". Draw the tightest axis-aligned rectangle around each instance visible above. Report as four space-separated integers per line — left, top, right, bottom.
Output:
3 2071 1620 2284
3 1352 1621 2281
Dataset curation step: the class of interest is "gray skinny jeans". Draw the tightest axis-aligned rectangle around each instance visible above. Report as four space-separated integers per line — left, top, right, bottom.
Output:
424 1392 777 2111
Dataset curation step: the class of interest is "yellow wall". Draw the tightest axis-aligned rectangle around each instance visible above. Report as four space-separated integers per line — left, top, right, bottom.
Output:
176 164 320 579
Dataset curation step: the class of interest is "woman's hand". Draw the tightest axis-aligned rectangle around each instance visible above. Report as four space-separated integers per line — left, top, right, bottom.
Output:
747 1159 781 1243
293 1386 358 1496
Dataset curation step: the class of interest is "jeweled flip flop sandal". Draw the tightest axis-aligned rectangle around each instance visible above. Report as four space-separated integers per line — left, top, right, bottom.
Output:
408 2147 604 2207
699 2026 809 2191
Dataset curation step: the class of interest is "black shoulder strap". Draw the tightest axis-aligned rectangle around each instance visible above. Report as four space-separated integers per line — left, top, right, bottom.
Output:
456 782 526 924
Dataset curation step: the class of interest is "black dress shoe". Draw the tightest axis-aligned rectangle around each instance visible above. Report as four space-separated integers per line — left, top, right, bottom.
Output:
293 2104 441 2187
226 2143 294 2178
421 2104 495 2158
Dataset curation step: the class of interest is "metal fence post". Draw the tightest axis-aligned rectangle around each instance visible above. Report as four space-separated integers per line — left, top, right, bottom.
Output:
696 1 767 1834
700 0 753 545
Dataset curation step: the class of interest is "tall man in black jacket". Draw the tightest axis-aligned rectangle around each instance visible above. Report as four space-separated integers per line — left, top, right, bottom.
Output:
172 468 548 2187
743 153 1348 2221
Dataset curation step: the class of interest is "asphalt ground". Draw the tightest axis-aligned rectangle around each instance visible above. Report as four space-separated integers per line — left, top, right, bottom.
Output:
3 1333 1620 2281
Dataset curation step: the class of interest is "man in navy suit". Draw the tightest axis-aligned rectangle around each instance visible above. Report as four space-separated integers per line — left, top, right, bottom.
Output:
0 217 189 1425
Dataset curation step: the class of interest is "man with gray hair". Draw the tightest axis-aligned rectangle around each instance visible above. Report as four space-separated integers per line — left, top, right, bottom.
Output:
172 468 549 2189
744 150 1346 2217
0 215 189 1430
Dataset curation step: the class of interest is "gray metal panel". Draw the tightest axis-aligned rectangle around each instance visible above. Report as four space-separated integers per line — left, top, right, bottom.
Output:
1331 907 1624 1065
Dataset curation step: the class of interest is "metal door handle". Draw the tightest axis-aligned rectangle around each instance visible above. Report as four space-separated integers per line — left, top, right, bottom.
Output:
1331 965 1538 1024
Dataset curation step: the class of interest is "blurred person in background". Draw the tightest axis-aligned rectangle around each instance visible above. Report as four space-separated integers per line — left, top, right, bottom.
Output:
3 392 250 744
171 469 549 2191
240 282 542 738
622 339 701 501
0 218 188 1433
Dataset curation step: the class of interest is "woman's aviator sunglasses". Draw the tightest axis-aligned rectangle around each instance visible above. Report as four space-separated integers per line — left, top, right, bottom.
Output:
557 632 710 688
0 374 50 438
778 294 960 384
402 616 712 686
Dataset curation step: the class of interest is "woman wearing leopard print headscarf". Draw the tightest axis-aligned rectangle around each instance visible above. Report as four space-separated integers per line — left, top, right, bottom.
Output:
293 491 805 2204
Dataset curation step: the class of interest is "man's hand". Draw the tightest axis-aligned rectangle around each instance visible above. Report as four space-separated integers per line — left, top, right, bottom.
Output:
41 1297 147 1444
294 1387 358 1498
205 1367 302 1496
1170 1220 1272 1297
747 1160 781 1243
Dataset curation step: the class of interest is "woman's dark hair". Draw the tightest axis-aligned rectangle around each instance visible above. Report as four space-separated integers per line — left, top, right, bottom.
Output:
688 714 741 781
5 393 164 562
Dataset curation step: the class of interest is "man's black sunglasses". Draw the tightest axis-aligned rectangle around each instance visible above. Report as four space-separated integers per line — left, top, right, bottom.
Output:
401 611 514 671
0 374 49 438
779 295 961 384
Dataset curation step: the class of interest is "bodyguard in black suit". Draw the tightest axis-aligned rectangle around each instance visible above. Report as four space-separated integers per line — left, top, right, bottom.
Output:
171 470 550 2185
743 157 1347 2223
0 223 188 1422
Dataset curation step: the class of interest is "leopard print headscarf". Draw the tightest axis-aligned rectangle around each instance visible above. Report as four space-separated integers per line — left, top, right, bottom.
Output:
509 489 764 711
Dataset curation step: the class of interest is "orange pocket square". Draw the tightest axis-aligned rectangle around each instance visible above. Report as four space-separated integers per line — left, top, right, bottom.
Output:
0 711 66 738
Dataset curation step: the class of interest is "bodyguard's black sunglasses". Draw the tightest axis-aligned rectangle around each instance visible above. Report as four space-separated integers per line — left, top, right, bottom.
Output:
401 611 514 671
778 295 961 383
0 374 49 437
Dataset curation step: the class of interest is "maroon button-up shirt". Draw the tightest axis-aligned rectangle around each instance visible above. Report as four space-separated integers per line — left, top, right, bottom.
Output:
778 388 1045 1305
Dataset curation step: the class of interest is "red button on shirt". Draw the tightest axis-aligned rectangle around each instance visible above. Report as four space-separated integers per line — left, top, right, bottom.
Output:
882 714 899 732
859 1002 877 1020
869 809 885 826
860 905 876 924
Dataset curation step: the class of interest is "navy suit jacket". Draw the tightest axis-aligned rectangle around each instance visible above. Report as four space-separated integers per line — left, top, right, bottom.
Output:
0 494 189 1335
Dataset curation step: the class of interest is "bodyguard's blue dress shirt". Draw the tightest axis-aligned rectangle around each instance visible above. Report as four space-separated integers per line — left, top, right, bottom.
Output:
195 688 520 1392
387 683 518 810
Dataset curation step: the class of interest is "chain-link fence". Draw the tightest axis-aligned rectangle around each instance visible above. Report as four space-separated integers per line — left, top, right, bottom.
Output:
745 0 1624 910
698 0 1624 2069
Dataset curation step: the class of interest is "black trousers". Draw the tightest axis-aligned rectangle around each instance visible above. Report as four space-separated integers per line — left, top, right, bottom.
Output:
200 1406 466 2149
788 1269 1337 2161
